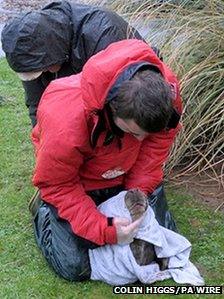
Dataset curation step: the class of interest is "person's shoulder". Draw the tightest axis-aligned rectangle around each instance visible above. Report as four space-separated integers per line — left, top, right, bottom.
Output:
45 74 81 93
41 74 81 103
38 74 84 118
69 2 126 27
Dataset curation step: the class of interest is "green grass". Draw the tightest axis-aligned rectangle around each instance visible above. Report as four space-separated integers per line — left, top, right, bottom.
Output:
0 58 223 299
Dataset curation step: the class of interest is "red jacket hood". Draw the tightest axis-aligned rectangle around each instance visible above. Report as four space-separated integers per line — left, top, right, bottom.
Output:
80 39 171 113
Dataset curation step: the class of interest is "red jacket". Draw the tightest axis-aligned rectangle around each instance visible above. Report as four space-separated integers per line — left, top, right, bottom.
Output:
32 39 182 246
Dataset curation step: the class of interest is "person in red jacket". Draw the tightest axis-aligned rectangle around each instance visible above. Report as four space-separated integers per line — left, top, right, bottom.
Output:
31 39 182 281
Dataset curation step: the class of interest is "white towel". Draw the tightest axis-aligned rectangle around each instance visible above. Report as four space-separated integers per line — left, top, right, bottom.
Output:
89 191 204 286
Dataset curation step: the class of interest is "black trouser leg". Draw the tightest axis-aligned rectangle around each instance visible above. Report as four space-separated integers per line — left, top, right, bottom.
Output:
33 203 92 281
148 184 177 232
32 186 123 281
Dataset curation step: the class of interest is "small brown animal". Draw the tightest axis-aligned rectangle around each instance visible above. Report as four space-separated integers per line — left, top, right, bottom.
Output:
125 189 168 270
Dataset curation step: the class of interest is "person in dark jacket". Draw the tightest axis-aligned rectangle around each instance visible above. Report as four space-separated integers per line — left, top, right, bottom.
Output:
31 39 182 281
1 0 143 127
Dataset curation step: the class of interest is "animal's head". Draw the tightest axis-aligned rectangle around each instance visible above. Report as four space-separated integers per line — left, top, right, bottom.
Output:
124 189 148 221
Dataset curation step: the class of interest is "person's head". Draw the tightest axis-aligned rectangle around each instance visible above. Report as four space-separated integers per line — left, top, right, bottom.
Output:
109 69 173 141
1 3 72 81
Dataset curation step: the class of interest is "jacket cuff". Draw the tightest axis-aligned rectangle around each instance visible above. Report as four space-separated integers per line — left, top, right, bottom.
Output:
107 217 113 226
104 224 117 244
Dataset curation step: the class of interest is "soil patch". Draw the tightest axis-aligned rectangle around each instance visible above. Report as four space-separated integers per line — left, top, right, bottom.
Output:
169 168 224 213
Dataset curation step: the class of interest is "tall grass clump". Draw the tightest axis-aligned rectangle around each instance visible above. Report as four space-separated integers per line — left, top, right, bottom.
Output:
147 0 224 189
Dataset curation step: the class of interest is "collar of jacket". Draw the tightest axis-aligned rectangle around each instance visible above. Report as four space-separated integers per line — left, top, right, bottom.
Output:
90 105 124 149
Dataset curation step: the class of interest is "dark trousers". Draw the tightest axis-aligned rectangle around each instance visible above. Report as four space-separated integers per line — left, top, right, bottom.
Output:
33 184 176 281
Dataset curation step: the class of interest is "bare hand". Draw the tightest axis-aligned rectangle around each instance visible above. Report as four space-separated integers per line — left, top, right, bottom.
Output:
113 216 144 244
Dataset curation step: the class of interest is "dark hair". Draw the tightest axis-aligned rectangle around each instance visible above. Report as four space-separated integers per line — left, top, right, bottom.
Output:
110 69 173 133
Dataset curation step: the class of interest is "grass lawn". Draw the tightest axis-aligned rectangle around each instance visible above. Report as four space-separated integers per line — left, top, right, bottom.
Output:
0 58 223 299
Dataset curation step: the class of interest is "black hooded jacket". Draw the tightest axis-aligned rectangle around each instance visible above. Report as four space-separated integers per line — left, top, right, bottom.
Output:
1 0 143 126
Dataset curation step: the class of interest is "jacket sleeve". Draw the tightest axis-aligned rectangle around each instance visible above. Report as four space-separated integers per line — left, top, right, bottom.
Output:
32 108 117 246
124 126 181 194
